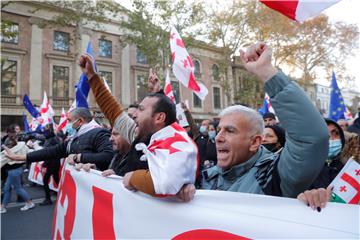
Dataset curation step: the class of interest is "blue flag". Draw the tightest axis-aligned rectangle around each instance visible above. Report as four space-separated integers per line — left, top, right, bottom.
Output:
23 94 40 118
328 71 346 121
75 42 97 108
259 98 269 116
22 112 30 133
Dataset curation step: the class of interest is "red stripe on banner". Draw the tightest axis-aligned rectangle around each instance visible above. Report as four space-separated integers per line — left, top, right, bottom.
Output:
260 0 299 21
341 173 360 204
172 229 252 240
92 186 116 240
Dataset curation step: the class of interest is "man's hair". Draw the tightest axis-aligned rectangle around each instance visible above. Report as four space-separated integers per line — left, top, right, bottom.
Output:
147 93 176 126
6 124 18 133
70 108 93 122
219 105 264 135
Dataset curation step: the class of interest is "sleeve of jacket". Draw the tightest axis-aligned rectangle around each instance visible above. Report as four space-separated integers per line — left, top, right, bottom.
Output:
88 74 123 126
264 71 329 198
27 142 68 163
80 129 114 171
129 170 156 196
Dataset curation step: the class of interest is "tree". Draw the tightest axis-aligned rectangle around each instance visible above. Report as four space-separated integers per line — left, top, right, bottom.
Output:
120 0 204 77
201 0 256 104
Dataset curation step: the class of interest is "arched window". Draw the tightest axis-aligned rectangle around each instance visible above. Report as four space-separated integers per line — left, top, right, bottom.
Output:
212 64 220 81
193 59 201 78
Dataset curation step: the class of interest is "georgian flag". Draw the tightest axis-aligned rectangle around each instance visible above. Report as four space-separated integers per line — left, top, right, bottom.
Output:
260 0 341 22
135 122 198 195
57 108 67 133
344 107 353 120
164 69 175 103
330 158 360 205
39 91 55 126
170 26 208 100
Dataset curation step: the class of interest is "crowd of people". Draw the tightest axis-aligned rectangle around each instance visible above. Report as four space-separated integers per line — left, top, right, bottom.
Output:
1 42 360 215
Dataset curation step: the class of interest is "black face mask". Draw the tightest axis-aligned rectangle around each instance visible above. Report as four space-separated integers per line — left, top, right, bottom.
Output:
262 143 279 153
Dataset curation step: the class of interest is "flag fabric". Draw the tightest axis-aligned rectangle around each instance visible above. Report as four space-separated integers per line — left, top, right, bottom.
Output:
259 93 275 115
344 107 353 120
52 164 359 239
135 122 197 195
39 91 54 126
328 71 346 121
260 0 341 22
75 42 97 108
22 112 30 132
176 103 189 127
330 158 360 205
164 69 175 103
23 94 40 118
170 26 208 100
57 108 67 133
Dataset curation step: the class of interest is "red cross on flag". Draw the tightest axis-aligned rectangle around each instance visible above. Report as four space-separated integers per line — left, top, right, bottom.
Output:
135 122 198 195
170 26 208 100
39 91 55 126
164 69 175 103
260 0 341 22
57 108 67 133
330 158 360 205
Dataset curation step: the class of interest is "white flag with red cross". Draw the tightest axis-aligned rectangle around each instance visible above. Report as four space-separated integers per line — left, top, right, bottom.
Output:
170 26 208 100
135 122 198 195
330 158 360 205
344 107 353 120
39 91 55 126
164 69 175 103
57 108 67 133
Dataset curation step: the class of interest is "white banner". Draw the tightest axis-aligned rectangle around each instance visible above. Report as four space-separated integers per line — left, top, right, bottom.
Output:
52 164 360 239
28 159 65 192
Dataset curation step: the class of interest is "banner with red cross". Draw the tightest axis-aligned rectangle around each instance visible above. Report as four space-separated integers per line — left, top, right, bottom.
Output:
28 158 65 192
330 158 360 205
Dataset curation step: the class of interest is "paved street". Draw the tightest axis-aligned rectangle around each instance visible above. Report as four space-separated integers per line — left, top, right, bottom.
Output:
1 172 56 240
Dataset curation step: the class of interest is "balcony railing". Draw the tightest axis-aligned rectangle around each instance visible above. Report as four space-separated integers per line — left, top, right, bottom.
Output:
51 97 74 107
1 94 20 105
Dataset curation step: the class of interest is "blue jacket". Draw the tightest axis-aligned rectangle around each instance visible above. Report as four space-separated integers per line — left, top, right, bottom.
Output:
201 71 329 198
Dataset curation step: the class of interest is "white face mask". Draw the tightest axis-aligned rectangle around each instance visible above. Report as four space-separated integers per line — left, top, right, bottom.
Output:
208 130 216 140
199 126 207 134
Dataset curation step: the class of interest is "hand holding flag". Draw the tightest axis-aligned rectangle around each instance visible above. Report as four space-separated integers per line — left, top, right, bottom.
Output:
147 68 161 94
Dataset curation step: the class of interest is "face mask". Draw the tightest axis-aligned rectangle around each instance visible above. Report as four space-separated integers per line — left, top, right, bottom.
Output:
65 119 80 137
262 143 278 152
328 139 342 158
199 126 207 134
208 130 216 140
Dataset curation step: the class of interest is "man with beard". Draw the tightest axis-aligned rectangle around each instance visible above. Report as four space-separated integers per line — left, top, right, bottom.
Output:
80 55 198 197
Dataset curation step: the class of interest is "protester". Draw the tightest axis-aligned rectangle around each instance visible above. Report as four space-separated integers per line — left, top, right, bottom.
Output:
1 124 21 146
4 108 113 171
203 121 218 169
79 55 198 196
262 112 277 126
195 119 211 170
262 125 286 153
348 117 360 135
1 125 35 213
309 118 345 189
297 186 332 212
38 123 61 205
179 42 328 199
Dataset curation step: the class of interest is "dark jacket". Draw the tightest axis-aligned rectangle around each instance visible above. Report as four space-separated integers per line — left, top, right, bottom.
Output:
42 134 61 169
27 128 113 171
114 135 151 176
348 117 360 135
309 155 344 189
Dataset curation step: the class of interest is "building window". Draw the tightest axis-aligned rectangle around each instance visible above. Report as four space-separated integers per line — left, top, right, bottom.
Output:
137 74 147 101
194 60 201 78
1 21 19 44
99 39 112 58
1 60 17 95
53 66 69 98
193 93 202 108
171 81 180 103
99 71 113 91
213 87 221 109
136 49 147 64
212 64 220 81
53 31 70 51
